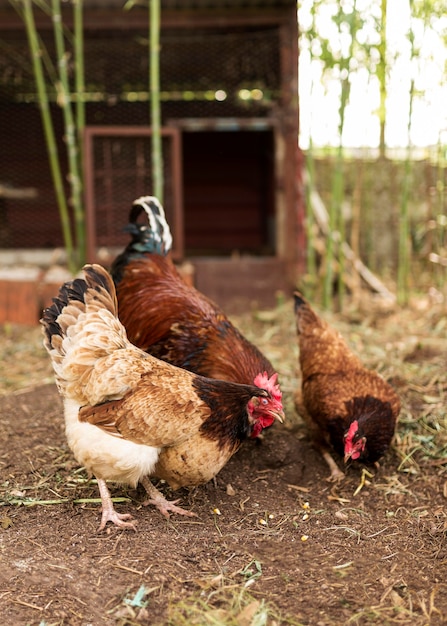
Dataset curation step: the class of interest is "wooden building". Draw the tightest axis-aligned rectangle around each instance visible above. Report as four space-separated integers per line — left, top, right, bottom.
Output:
0 0 304 316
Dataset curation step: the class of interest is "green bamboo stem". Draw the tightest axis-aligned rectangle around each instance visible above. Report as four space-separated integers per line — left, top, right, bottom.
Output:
323 5 355 310
323 75 350 308
334 89 348 310
397 0 418 305
397 79 414 305
398 158 411 304
332 149 344 309
52 0 85 266
22 0 76 274
150 0 163 202
323 159 336 309
73 0 85 263
73 0 85 164
435 137 446 290
336 2 359 309
377 0 387 159
304 141 317 294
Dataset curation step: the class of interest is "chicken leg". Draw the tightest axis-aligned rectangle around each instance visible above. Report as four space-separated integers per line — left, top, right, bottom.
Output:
97 478 137 531
140 477 197 519
320 448 345 482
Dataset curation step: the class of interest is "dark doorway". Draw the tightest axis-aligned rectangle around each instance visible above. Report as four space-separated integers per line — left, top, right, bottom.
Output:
182 130 275 257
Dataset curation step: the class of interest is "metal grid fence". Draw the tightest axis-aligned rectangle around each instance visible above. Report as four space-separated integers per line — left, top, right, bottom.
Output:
0 23 281 250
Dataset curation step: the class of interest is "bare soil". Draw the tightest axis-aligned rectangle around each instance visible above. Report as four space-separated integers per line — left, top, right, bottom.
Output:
0 300 446 625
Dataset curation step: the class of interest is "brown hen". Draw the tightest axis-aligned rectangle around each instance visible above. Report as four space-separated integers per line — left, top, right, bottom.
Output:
110 196 283 411
294 291 400 481
40 264 284 531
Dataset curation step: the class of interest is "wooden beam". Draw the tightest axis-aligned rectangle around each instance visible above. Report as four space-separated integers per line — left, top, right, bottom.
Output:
0 7 293 30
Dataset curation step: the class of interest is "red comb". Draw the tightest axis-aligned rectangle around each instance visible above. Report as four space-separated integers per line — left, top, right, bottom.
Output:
345 420 359 445
254 371 282 400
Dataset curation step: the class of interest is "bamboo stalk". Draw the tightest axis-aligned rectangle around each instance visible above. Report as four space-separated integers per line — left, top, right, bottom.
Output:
308 179 396 303
398 132 412 305
335 0 359 310
73 0 85 265
323 157 337 310
397 0 417 305
21 0 76 274
323 2 357 310
304 141 317 293
434 133 446 292
332 145 345 310
150 0 163 201
350 157 364 306
302 4 318 299
377 0 387 159
73 0 85 166
52 0 85 267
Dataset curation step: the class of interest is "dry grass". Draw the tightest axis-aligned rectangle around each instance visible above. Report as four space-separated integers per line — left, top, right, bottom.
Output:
1 291 446 625
165 585 303 626
0 323 53 396
3 294 446 469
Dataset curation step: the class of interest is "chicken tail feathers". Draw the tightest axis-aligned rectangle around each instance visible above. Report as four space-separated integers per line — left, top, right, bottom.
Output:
40 264 134 404
129 196 172 250
111 196 173 284
127 195 172 256
41 277 87 350
293 291 307 313
293 290 321 334
41 264 118 348
83 264 118 315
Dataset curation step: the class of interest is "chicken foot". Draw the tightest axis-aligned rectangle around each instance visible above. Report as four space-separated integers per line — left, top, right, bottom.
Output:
320 448 345 482
140 477 197 519
97 478 137 531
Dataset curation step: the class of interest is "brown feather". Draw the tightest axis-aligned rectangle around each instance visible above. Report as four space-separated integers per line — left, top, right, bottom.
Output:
79 370 211 448
294 291 400 467
113 256 274 386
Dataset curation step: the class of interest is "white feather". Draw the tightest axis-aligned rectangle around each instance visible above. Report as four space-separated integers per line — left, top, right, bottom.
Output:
64 399 159 487
134 195 173 253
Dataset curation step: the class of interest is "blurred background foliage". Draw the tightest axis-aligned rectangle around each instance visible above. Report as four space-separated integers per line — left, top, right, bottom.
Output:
298 0 447 308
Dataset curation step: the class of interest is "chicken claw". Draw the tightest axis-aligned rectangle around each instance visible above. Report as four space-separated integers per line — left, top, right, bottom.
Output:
99 509 136 532
321 449 345 482
97 478 137 532
141 477 197 519
326 469 345 483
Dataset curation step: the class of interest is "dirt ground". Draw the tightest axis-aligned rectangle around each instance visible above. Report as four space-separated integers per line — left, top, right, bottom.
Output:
0 297 446 625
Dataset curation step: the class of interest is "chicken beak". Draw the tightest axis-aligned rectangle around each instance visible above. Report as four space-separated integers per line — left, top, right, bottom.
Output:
270 409 285 424
344 437 366 464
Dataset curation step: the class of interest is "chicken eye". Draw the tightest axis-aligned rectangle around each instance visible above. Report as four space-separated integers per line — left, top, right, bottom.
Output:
261 398 268 406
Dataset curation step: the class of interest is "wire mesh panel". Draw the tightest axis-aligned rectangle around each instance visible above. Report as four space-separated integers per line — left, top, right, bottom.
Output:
0 17 282 252
72 26 280 121
83 126 182 261
0 103 66 250
159 27 280 119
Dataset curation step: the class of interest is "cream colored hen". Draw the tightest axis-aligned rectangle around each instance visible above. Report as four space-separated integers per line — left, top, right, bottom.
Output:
41 264 284 531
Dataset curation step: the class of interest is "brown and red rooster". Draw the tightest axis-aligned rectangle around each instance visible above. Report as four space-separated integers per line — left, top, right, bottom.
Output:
110 196 283 420
41 264 284 531
293 291 400 481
